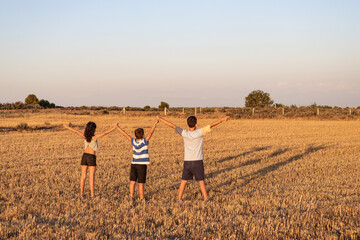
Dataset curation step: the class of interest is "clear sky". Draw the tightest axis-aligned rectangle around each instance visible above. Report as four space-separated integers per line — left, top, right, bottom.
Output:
1 0 359 107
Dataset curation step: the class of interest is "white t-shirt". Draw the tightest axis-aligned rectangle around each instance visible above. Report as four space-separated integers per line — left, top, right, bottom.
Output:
175 125 211 161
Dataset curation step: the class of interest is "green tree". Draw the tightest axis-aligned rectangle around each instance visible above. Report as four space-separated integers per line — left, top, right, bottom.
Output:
39 99 50 108
25 94 39 104
158 101 169 109
39 99 56 108
245 90 274 108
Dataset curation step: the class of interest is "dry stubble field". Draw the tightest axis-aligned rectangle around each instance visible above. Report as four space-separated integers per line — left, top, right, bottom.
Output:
0 113 360 239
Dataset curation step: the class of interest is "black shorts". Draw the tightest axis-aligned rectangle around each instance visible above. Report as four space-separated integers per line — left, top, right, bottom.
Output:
130 164 147 183
182 160 205 181
81 153 96 166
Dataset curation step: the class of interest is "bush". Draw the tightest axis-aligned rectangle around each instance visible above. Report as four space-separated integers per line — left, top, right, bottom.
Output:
14 101 24 109
39 99 56 109
144 105 151 110
203 107 215 113
17 123 29 130
274 103 285 108
102 110 109 114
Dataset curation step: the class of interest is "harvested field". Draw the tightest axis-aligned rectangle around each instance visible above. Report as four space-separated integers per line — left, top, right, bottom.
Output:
1 113 360 239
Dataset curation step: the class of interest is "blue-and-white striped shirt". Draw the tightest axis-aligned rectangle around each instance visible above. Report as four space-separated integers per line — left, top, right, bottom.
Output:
131 138 150 164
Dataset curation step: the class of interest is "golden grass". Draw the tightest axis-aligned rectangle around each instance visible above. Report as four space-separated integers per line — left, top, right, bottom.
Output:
1 114 360 239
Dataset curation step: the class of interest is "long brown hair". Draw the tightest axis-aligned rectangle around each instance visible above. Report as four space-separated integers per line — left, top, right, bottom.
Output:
84 121 96 142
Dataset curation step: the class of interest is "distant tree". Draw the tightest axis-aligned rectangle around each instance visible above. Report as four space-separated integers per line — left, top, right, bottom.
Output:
39 99 50 108
158 101 169 109
144 105 151 110
39 99 56 108
245 90 274 108
25 94 38 105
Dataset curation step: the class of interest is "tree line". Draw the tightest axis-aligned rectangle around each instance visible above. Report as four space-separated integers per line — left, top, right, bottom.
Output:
0 91 357 110
0 94 58 110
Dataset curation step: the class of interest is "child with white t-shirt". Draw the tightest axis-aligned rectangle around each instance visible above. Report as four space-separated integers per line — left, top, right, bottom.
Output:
156 115 229 201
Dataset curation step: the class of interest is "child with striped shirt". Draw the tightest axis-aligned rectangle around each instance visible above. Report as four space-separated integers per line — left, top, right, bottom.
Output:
116 120 159 200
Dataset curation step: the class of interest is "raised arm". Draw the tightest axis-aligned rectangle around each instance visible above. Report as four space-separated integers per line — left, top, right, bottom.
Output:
94 124 116 140
63 124 84 138
210 116 230 129
146 120 159 142
156 116 176 129
116 124 132 142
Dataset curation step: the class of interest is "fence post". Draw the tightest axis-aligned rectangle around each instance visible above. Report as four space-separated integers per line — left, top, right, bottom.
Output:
275 104 277 109
195 107 197 116
317 108 319 116
200 107 202 114
349 108 352 116
164 107 167 116
252 108 255 116
123 107 126 115
282 108 285 116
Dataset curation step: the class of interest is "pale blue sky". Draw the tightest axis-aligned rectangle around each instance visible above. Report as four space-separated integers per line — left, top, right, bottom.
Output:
1 1 359 107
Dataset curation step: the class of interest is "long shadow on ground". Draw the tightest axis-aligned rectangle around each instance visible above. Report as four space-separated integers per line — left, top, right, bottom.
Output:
214 144 328 194
207 148 289 181
239 144 327 187
211 146 270 165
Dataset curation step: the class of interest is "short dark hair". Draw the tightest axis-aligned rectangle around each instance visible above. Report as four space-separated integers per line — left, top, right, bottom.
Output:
187 116 197 128
135 128 144 139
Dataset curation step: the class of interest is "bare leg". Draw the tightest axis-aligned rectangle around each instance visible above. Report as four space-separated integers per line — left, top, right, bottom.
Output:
138 183 145 200
129 181 136 198
178 180 188 200
89 166 96 197
80 166 88 195
198 180 209 201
